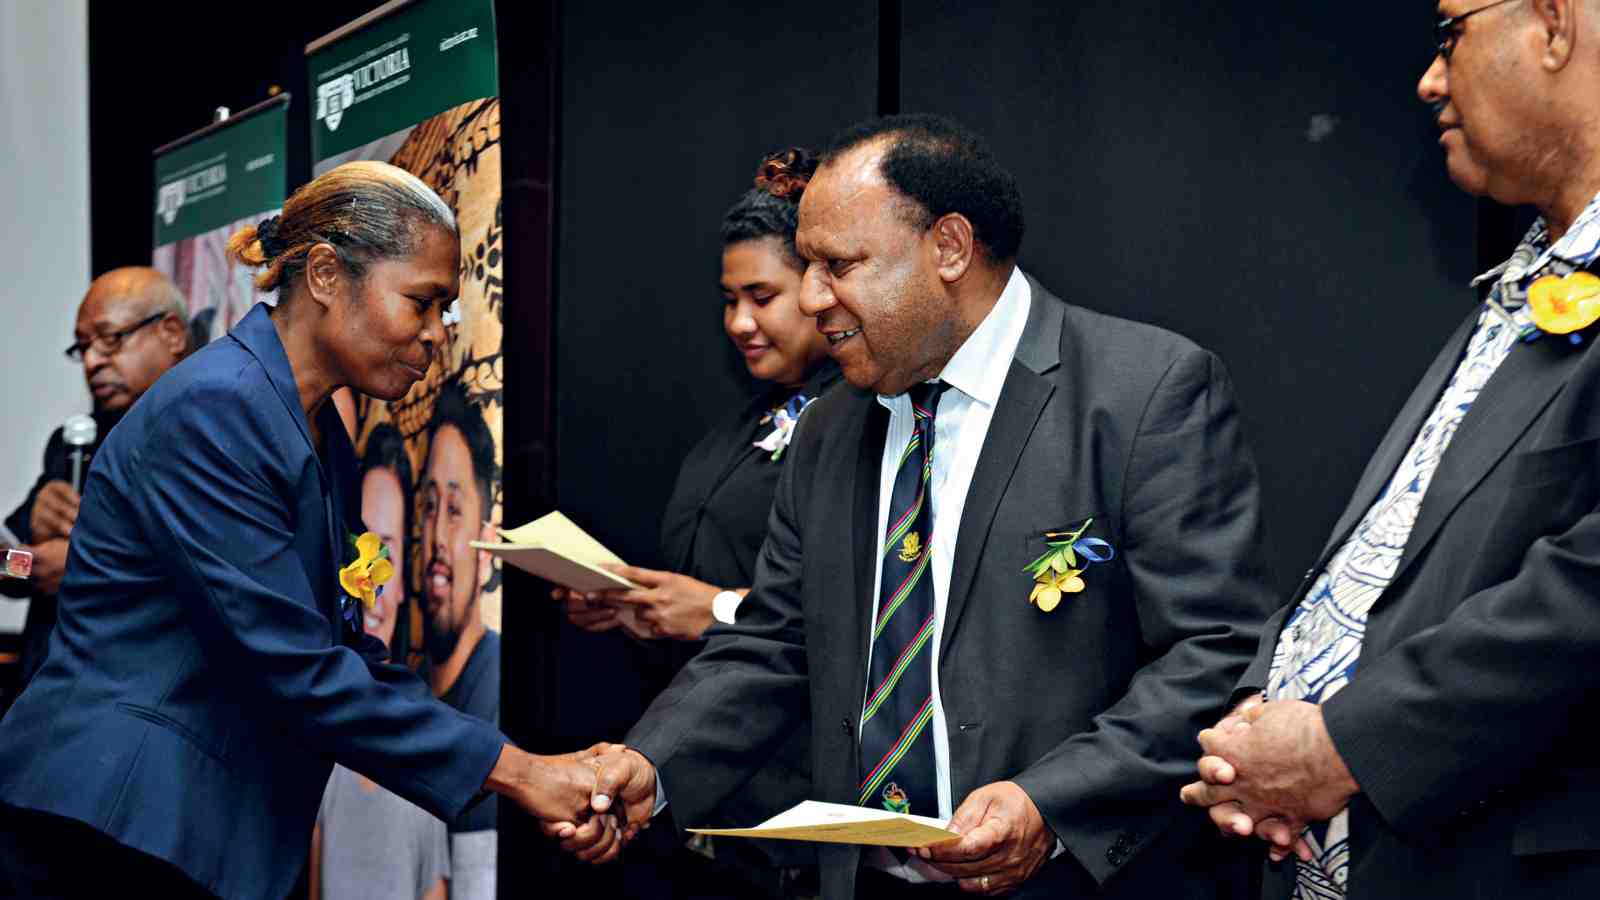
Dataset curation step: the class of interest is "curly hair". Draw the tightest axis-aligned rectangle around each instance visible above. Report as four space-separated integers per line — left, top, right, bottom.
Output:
720 146 818 270
822 114 1024 261
225 160 456 295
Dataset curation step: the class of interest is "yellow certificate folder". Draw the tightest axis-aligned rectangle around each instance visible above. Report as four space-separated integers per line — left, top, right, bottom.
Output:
470 511 639 592
690 800 959 848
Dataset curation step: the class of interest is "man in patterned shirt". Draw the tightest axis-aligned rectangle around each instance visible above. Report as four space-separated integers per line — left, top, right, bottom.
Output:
1183 1 1600 897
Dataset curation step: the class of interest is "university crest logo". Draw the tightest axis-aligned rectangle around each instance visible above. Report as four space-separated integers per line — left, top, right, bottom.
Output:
156 181 186 226
317 75 356 132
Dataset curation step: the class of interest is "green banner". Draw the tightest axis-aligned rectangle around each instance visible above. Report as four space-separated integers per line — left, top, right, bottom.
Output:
309 0 498 161
153 98 288 246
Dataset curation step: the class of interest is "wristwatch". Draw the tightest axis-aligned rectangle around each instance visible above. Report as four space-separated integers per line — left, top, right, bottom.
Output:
711 589 744 625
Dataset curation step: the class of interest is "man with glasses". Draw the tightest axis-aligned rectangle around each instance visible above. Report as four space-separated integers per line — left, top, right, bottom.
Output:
1 267 189 693
1182 1 1600 897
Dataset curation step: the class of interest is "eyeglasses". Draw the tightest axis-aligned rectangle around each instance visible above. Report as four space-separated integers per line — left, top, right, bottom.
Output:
65 312 167 362
1435 0 1519 60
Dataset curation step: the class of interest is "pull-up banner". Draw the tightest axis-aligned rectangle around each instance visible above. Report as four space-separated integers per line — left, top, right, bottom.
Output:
307 3 504 899
152 94 289 346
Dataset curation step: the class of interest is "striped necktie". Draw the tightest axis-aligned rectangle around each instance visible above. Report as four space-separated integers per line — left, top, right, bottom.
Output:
858 381 947 817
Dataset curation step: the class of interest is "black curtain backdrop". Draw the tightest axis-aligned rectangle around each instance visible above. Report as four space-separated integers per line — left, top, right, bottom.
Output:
899 0 1482 600
83 0 1522 894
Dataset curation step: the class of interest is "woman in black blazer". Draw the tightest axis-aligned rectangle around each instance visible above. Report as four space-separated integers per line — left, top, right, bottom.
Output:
557 149 838 897
561 149 836 642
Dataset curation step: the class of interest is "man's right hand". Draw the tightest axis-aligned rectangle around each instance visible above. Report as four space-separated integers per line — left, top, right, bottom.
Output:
28 539 68 595
592 746 659 828
30 481 80 543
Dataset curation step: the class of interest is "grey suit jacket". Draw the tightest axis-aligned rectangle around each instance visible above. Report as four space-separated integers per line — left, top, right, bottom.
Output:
1241 306 1600 899
629 277 1277 899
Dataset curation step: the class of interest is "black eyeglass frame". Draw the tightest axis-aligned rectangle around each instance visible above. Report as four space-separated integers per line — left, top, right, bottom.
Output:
64 312 169 362
1435 0 1520 60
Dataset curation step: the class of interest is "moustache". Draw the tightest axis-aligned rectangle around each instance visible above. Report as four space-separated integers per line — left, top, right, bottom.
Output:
1430 99 1449 125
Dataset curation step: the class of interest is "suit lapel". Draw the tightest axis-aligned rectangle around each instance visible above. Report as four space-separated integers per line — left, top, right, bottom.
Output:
940 279 1062 659
1387 336 1586 589
231 303 346 635
321 401 360 636
850 400 890 711
1312 311 1478 572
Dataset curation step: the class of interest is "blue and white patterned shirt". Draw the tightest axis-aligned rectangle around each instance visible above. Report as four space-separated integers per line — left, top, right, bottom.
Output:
1265 191 1600 900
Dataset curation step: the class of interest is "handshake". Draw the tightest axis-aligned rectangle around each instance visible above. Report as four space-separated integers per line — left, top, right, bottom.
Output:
491 741 663 864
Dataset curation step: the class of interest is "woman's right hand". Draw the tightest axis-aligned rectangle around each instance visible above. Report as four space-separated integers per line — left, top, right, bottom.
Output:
553 586 623 633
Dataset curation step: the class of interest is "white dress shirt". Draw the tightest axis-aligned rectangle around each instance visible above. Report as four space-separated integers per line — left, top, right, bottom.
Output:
863 266 1032 881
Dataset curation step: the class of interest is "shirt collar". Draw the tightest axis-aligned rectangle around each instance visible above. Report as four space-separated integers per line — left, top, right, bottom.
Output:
878 266 1032 410
1473 189 1600 293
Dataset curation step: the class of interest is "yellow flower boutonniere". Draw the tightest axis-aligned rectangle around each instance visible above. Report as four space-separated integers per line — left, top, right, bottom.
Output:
339 531 394 612
1023 518 1115 613
1528 272 1600 339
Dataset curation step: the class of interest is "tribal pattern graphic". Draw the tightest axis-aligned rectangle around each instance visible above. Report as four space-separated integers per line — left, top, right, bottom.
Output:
348 97 506 644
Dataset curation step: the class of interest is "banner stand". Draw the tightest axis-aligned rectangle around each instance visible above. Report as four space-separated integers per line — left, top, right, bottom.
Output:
151 92 290 347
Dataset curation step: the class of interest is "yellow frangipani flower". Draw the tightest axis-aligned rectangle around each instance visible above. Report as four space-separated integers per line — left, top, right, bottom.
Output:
1529 272 1600 335
1029 568 1086 613
339 531 394 611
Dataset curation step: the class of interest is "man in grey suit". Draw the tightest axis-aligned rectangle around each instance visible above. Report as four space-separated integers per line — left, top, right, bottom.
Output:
567 115 1278 898
1183 1 1600 897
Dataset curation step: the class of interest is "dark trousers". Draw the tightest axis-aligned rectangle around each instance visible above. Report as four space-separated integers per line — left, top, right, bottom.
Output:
0 804 217 899
855 867 967 900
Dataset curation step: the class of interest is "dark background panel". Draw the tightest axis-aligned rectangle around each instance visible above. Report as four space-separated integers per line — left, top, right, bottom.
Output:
900 0 1483 597
551 0 878 745
88 0 381 277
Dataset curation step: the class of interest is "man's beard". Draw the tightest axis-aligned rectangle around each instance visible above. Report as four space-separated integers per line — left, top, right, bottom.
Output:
423 615 462 665
422 554 477 664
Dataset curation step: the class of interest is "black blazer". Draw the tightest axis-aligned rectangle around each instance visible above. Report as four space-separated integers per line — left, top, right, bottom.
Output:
1241 306 1600 898
2 420 109 686
629 277 1278 900
658 362 844 593
642 363 842 871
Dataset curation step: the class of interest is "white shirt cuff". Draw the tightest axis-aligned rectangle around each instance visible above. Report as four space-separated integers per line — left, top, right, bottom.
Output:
711 590 743 625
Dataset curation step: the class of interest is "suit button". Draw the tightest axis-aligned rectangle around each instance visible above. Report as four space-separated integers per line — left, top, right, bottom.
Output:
1106 846 1127 867
842 718 852 735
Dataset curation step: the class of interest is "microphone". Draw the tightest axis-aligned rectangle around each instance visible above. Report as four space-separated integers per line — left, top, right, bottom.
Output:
63 414 97 494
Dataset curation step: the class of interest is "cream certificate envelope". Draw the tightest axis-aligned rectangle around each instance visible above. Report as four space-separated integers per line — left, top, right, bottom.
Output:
471 511 639 592
689 800 959 848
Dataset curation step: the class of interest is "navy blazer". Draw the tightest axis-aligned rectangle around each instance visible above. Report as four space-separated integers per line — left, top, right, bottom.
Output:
0 304 506 900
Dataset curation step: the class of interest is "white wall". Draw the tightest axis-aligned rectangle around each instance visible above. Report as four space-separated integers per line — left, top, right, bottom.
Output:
0 0 90 631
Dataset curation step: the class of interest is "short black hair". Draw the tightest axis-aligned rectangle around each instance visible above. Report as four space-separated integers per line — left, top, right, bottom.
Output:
822 114 1024 261
426 382 496 521
720 147 818 269
360 422 413 507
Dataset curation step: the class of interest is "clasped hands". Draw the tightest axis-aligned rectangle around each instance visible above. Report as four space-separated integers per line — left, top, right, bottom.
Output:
1178 696 1360 863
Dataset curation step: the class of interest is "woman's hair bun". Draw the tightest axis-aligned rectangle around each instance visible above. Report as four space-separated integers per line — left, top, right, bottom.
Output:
754 147 817 201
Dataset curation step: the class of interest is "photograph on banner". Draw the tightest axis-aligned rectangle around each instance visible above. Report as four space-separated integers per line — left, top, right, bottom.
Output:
151 97 288 348
306 2 503 899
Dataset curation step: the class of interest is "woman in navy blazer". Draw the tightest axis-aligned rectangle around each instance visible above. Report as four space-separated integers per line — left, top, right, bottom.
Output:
0 162 611 899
